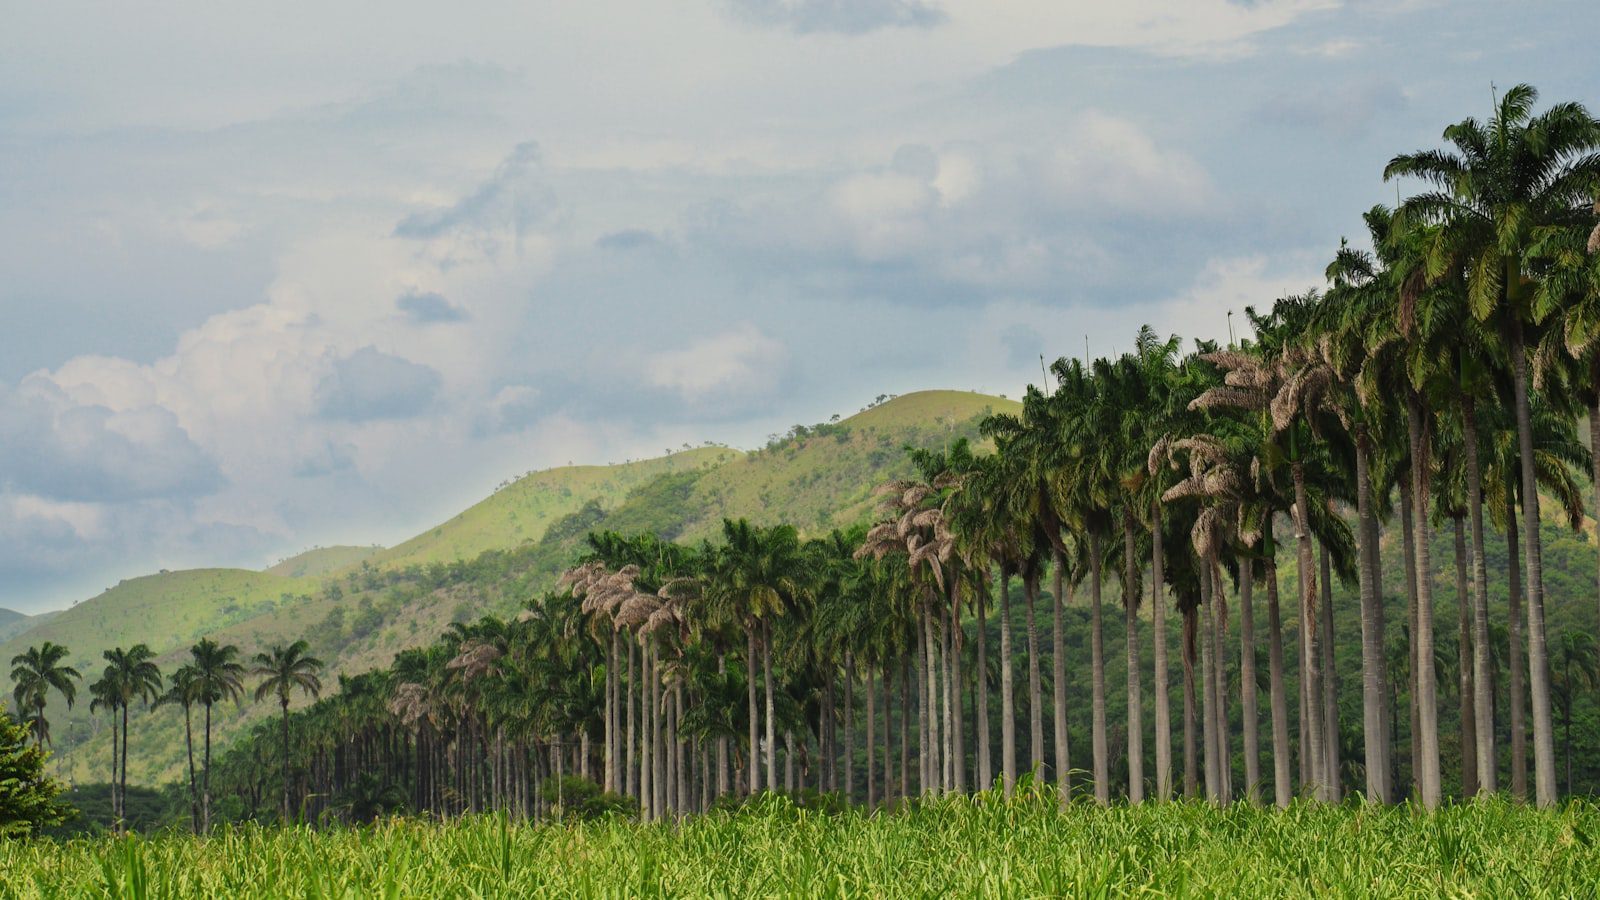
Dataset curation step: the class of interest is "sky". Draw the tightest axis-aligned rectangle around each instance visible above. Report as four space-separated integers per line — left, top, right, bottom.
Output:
1 0 1596 614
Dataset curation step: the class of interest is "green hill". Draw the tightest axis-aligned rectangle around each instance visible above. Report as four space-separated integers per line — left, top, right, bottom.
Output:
0 607 49 644
364 447 740 572
38 390 1016 783
265 546 382 578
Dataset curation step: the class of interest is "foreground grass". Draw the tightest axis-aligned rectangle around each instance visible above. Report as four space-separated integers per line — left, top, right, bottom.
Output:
4 795 1599 898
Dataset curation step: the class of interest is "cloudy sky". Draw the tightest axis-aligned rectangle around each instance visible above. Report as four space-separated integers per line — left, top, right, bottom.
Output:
1 1 1594 613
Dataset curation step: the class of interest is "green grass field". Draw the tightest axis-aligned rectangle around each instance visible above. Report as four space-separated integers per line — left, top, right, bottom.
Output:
6 797 1599 898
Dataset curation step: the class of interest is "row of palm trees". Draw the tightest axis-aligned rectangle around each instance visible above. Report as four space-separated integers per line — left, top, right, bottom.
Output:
9 83 1600 824
8 638 323 831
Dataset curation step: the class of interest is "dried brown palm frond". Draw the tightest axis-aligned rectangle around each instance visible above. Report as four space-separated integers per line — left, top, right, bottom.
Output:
1147 433 1173 475
446 641 502 681
614 593 661 629
1588 219 1600 254
1200 349 1259 373
932 471 967 491
389 682 431 728
1270 365 1332 433
642 603 683 638
1170 435 1229 468
1189 387 1267 412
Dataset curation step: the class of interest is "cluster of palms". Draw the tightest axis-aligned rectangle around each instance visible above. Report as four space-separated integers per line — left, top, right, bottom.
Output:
8 638 323 831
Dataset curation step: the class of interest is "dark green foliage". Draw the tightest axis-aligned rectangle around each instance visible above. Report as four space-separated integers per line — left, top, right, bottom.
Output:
0 710 74 837
537 776 637 821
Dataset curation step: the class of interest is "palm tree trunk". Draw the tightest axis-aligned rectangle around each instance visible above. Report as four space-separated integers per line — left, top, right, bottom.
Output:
1509 323 1557 808
742 626 758 795
1025 574 1043 783
1406 398 1442 809
203 702 214 831
1507 493 1528 800
1355 430 1391 802
1210 561 1232 804
870 659 883 807
641 646 654 819
999 564 1017 796
1240 558 1260 804
280 698 291 822
977 573 992 792
948 578 964 794
1152 501 1171 803
716 653 729 799
184 704 198 832
900 654 911 800
845 650 856 801
1401 478 1421 796
763 619 777 795
1182 604 1198 800
917 612 930 794
1052 548 1070 803
627 637 639 800
1123 513 1144 804
1464 401 1496 794
1318 541 1340 800
1291 458 1327 802
1266 550 1292 808
1090 534 1109 804
1199 557 1220 801
121 702 130 828
1453 517 1479 797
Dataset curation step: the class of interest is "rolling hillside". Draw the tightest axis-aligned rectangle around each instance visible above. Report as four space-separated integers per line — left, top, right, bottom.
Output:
21 390 1018 783
265 546 382 578
0 607 50 644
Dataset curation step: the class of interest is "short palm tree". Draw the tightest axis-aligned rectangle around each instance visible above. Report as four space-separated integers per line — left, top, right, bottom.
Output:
1552 629 1600 795
157 665 204 830
253 640 325 822
101 645 162 831
9 642 80 750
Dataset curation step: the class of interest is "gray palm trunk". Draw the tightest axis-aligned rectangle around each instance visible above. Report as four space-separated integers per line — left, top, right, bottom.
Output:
1198 559 1220 801
746 626 760 794
1507 495 1528 799
1240 559 1261 804
605 633 617 793
1266 553 1292 808
977 575 992 791
764 620 777 794
1291 461 1327 801
1318 543 1340 800
1355 432 1391 802
1152 501 1172 802
900 655 911 799
182 702 197 831
1089 534 1110 804
1453 518 1479 796
1400 479 1420 795
999 566 1017 795
716 653 729 797
1592 386 1600 637
921 605 934 787
845 650 856 801
866 663 876 806
1463 402 1496 793
1123 514 1144 803
1053 550 1070 802
641 644 653 818
1406 399 1442 810
627 638 638 800
923 599 941 794
1182 606 1198 799
1210 562 1232 803
1508 329 1557 808
203 702 215 831
948 579 964 793
1025 576 1043 779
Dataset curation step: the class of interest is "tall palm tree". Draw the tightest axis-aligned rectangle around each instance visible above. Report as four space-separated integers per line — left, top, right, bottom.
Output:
190 638 245 831
9 642 80 751
101 645 162 831
252 640 325 822
157 665 203 831
87 672 119 817
1386 84 1600 807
